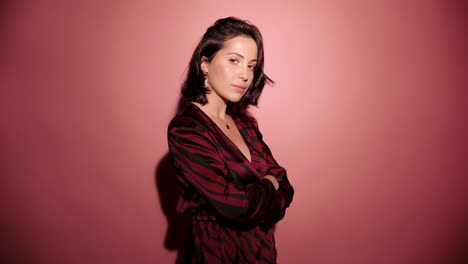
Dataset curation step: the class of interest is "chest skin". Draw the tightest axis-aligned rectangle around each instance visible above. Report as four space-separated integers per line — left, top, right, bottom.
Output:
187 104 268 186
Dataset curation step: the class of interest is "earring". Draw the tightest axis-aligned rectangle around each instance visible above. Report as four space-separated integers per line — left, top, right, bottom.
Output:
203 72 208 88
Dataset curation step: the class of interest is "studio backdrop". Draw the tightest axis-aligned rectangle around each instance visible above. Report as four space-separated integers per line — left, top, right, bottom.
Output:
1 0 467 263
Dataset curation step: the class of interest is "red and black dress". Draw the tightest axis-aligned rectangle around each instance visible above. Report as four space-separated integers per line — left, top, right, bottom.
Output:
167 103 294 263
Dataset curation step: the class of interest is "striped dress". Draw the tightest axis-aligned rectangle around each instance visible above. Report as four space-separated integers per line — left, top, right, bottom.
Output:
167 103 294 263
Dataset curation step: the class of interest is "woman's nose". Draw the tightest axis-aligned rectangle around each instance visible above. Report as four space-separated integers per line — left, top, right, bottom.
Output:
238 65 249 82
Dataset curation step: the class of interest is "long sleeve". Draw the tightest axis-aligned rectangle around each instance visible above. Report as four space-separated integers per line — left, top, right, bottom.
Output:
168 116 283 229
247 116 295 226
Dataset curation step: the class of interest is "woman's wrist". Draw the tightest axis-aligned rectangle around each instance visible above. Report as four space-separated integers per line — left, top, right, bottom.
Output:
263 175 279 191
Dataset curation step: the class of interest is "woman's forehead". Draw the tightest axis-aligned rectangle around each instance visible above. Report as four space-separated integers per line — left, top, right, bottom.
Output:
220 36 258 60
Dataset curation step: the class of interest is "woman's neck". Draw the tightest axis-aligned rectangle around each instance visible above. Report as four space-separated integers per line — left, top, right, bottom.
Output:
195 95 229 121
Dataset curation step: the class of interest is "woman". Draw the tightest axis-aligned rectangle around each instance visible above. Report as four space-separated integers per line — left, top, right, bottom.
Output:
167 17 294 263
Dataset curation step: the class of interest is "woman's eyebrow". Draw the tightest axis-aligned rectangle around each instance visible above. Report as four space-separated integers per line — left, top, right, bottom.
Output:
226 52 257 62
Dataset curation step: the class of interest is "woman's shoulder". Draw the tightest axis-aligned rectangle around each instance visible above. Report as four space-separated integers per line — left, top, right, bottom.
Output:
169 106 195 128
167 105 217 147
234 111 259 129
168 103 209 132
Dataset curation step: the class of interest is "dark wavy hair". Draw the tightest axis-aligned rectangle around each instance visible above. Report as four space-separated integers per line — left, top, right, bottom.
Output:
181 17 274 113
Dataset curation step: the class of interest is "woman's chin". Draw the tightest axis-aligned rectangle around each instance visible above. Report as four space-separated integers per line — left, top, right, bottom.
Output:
225 94 246 103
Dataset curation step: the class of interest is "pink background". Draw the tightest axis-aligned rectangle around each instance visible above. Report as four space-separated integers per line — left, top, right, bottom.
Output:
1 0 467 263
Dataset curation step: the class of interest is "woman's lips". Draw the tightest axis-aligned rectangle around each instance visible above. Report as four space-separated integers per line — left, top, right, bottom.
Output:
232 84 247 93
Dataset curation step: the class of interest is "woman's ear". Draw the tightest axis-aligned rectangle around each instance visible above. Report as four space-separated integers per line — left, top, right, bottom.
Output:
200 56 209 73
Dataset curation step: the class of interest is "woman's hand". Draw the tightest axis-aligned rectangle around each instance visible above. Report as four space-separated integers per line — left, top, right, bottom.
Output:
263 175 279 191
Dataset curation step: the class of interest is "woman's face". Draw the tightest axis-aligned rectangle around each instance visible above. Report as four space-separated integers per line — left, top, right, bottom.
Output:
201 35 258 104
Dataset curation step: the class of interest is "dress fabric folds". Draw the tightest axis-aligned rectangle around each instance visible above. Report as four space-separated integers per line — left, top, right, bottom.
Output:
168 104 294 264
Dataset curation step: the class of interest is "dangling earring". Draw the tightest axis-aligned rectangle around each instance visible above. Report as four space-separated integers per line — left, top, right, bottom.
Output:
203 72 208 88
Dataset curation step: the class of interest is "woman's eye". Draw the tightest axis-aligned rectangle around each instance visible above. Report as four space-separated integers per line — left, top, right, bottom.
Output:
229 58 238 63
248 65 256 70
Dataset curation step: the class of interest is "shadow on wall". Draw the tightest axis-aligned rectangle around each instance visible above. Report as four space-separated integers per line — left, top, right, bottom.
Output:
0 0 10 17
155 153 191 264
1 231 37 264
448 213 468 264
155 98 190 264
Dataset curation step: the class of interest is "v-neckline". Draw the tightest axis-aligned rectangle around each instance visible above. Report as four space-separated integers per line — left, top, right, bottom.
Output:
190 103 252 163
